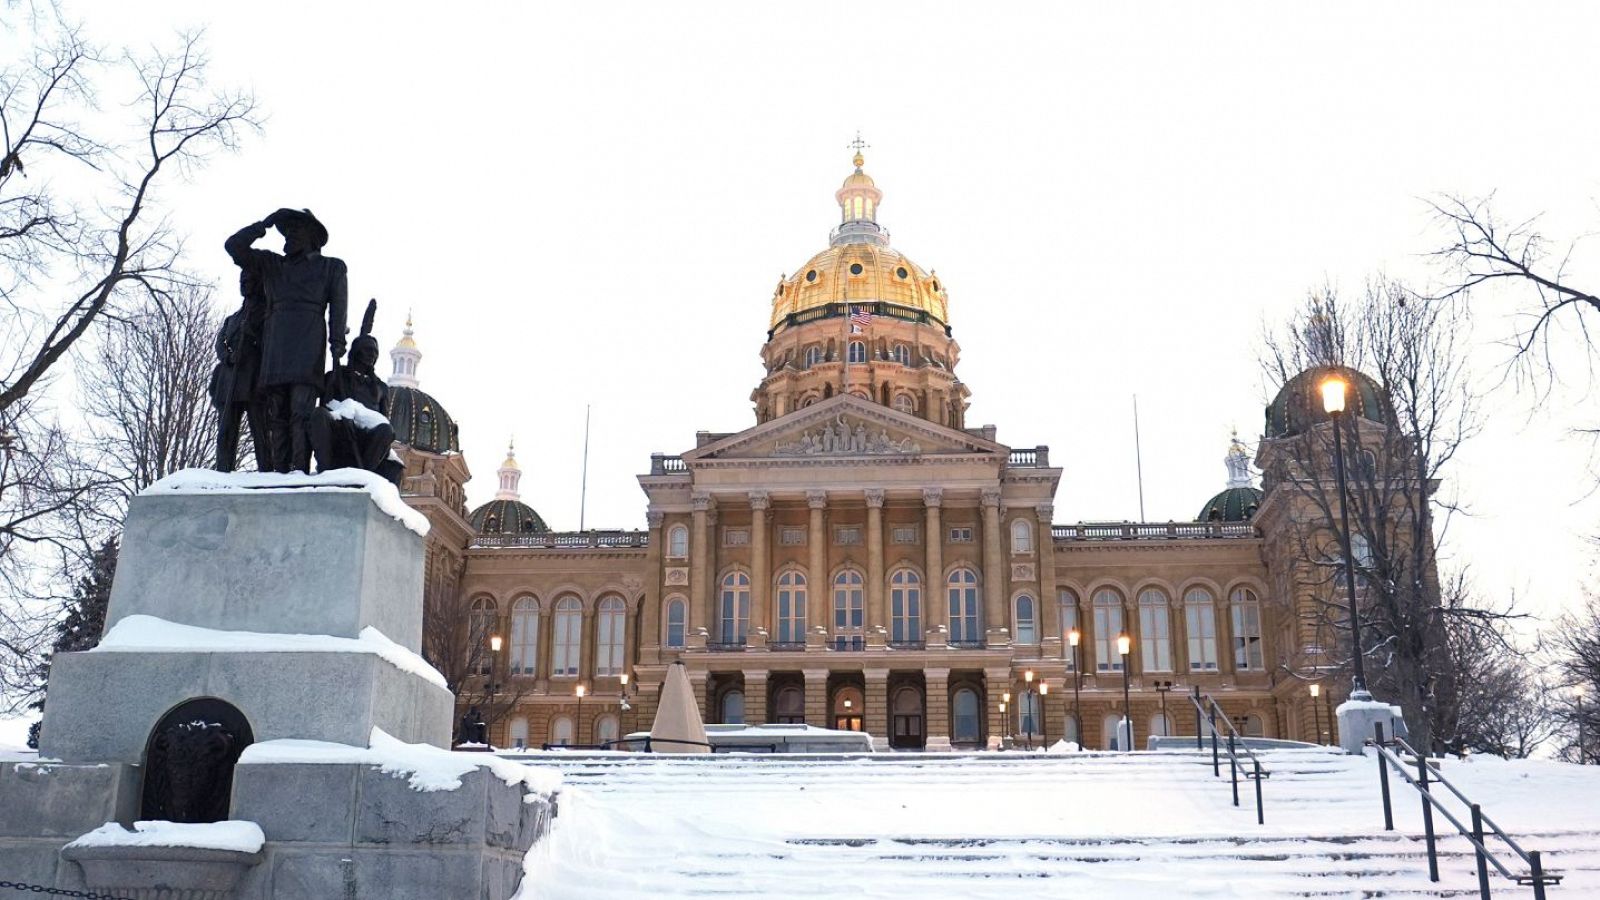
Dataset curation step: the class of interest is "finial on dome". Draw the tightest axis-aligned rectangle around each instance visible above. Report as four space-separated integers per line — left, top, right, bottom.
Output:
1224 431 1253 489
849 131 869 170
835 134 883 233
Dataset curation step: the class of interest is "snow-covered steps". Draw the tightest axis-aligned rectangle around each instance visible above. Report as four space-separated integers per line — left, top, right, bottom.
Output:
510 750 1600 899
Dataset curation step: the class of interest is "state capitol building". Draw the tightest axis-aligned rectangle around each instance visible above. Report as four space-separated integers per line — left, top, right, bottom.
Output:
383 151 1393 753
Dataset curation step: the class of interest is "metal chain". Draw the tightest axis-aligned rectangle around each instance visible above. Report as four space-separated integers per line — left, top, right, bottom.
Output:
0 879 132 899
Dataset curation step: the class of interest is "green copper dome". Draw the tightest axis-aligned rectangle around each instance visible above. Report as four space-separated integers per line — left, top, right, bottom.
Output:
389 386 460 454
469 498 549 536
1197 486 1263 522
1265 365 1389 439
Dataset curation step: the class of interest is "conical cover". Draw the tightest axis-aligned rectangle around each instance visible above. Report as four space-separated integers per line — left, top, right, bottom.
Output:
649 661 710 754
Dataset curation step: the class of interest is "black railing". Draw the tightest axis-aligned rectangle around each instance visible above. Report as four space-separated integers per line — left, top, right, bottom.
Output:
540 736 779 753
1189 686 1270 824
766 641 807 652
705 640 747 652
1052 521 1256 541
831 637 865 652
888 640 926 650
1370 723 1561 899
947 639 986 649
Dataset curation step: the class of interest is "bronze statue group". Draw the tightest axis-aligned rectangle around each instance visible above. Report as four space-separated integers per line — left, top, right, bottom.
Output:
211 208 403 486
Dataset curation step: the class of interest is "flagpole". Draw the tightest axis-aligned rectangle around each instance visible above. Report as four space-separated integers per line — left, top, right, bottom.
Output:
579 404 591 531
1133 395 1146 522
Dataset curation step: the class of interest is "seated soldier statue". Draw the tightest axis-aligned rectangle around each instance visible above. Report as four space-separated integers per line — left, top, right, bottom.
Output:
310 299 404 486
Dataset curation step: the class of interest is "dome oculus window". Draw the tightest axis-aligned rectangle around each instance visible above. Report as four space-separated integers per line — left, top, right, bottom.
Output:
849 263 864 275
896 266 908 279
806 270 817 282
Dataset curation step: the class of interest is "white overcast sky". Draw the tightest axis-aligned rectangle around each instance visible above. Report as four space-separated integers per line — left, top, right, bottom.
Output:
50 1 1600 626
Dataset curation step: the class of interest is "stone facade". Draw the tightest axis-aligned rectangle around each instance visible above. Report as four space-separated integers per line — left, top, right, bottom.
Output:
396 152 1416 754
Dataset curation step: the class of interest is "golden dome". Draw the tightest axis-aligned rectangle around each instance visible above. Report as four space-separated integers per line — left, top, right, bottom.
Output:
770 243 949 329
396 312 418 349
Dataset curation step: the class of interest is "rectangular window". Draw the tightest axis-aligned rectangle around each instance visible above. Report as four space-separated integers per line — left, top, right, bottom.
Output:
1094 605 1124 672
723 528 749 547
948 526 974 543
834 526 862 546
1139 604 1172 672
1186 603 1219 671
891 526 919 544
779 526 807 546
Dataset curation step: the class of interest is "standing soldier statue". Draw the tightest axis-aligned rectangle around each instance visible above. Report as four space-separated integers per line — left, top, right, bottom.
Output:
225 209 348 473
210 268 272 472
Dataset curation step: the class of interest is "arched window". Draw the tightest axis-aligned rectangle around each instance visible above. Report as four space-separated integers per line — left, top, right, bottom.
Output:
510 596 539 675
1231 588 1264 670
890 569 921 645
667 525 688 559
1138 588 1173 672
1242 714 1265 738
721 689 745 725
1104 713 1130 751
833 570 864 650
595 714 620 746
549 716 574 747
1150 712 1172 738
774 686 805 724
805 345 823 368
469 596 496 675
595 596 625 676
509 716 529 750
892 393 915 414
951 687 981 745
1093 588 1125 672
1184 588 1219 671
719 572 750 645
775 570 807 644
664 597 687 648
892 343 910 365
1014 594 1037 644
848 340 866 364
947 568 980 644
1011 519 1033 554
551 597 581 677
1059 589 1081 652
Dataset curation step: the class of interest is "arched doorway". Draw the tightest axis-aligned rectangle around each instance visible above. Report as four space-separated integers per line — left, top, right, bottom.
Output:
773 684 805 724
832 685 864 732
890 686 924 750
950 685 983 749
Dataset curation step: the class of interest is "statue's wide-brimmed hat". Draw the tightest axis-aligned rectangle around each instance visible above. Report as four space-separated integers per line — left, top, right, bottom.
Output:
279 208 329 249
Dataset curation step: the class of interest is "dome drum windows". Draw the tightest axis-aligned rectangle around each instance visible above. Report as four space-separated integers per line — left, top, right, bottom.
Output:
847 341 866 364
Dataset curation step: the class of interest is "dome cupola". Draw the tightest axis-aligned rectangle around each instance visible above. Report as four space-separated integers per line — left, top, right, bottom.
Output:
1197 433 1263 522
495 438 522 500
389 312 421 389
1265 364 1390 438
385 315 461 454
833 145 885 246
470 439 548 536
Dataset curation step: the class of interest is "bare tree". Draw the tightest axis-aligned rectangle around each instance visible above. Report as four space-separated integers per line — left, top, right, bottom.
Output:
1550 591 1600 764
79 285 222 507
1446 605 1556 758
1261 281 1514 753
418 556 532 744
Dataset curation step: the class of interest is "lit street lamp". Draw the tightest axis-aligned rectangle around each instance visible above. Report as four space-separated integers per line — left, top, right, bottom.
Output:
576 683 586 744
1039 681 1050 749
488 633 503 744
619 672 632 747
1024 670 1036 750
1117 631 1133 752
1321 376 1372 700
1310 683 1323 745
1068 627 1082 745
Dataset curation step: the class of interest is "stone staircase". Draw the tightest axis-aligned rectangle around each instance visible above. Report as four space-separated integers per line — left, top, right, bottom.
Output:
509 749 1600 899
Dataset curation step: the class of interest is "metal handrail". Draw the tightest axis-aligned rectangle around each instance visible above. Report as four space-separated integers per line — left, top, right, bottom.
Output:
1188 687 1270 824
1370 723 1560 898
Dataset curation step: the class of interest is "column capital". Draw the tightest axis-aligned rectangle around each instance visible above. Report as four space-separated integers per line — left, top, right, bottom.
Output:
691 492 715 512
646 510 665 528
806 490 829 509
864 489 885 508
748 491 771 511
1035 503 1054 521
981 488 1002 508
922 487 944 508
863 667 890 682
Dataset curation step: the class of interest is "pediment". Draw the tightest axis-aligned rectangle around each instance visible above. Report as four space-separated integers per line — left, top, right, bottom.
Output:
683 394 1007 464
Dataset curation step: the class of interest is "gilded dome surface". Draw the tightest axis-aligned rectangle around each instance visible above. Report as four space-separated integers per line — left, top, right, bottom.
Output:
1265 364 1390 438
770 243 949 329
469 498 549 535
389 385 460 454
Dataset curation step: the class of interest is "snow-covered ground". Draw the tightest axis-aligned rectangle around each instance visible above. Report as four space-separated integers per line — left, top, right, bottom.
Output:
509 748 1600 899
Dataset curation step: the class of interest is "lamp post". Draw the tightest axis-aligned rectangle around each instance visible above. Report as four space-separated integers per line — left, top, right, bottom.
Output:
1153 680 1173 743
1024 670 1036 750
488 634 502 745
1002 691 1012 746
1117 631 1133 752
575 683 586 745
619 672 632 747
1068 627 1082 745
1039 681 1050 749
1321 376 1372 700
1310 682 1323 745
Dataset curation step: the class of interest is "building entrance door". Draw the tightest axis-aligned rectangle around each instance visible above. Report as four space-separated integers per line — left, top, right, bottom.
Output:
831 685 864 733
890 686 924 749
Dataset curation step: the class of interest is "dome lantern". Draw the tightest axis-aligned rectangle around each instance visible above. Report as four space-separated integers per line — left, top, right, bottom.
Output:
1197 433 1263 523
389 312 421 389
832 143 887 248
495 438 521 500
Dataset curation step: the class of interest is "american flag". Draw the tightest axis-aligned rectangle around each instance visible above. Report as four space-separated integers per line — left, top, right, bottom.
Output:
850 306 873 333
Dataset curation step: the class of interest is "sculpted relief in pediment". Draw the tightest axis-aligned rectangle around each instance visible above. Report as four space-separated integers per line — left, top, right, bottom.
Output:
772 414 924 457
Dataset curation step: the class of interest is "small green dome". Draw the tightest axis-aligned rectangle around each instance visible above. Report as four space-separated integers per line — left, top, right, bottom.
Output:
469 498 549 535
1265 365 1389 438
1197 486 1263 522
389 386 460 454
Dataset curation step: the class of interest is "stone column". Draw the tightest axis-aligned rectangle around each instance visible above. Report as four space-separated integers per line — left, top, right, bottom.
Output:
806 491 828 643
985 667 1010 749
923 489 945 642
864 668 890 750
640 511 665 665
924 667 952 751
865 489 886 647
981 489 1005 646
749 492 770 643
1035 503 1059 650
690 493 712 639
803 668 830 728
744 669 769 726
